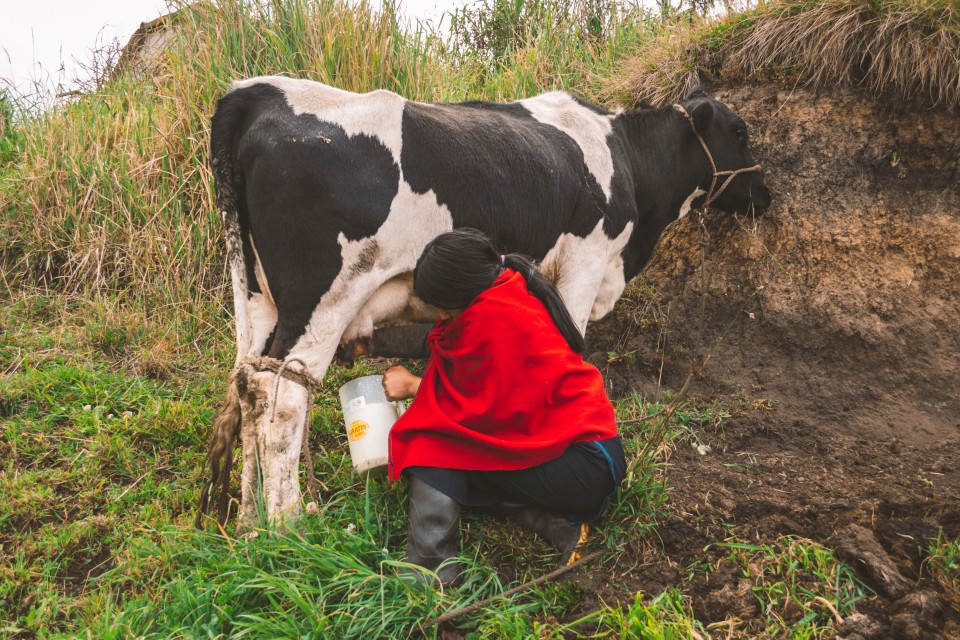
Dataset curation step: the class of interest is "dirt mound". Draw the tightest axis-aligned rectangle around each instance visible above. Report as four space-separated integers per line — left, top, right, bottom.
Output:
592 83 960 445
585 84 960 635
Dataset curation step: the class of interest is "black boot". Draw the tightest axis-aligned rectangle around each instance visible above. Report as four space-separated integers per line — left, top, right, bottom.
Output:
487 502 589 566
403 476 461 585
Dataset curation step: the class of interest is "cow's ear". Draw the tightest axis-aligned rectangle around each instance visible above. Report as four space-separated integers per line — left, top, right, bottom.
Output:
685 87 711 101
690 100 714 131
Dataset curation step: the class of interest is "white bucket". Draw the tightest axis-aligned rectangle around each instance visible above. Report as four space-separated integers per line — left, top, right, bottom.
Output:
339 375 403 477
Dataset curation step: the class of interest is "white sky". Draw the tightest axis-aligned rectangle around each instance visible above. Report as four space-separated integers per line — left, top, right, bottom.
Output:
1 0 459 102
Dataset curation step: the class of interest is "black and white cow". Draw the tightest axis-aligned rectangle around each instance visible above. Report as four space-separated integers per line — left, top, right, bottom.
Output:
198 76 770 526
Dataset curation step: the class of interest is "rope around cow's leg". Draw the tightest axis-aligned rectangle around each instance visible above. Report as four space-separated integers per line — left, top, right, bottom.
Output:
269 357 314 424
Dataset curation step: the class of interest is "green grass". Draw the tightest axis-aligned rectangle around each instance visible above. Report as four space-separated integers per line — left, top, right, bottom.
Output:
705 536 873 638
586 589 711 638
0 289 680 637
927 530 960 599
1 0 912 635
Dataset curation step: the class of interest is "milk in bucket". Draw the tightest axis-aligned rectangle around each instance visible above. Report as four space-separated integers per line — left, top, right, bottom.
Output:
339 375 403 477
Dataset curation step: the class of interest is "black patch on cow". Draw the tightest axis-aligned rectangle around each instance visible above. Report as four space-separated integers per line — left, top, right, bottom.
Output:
214 83 400 358
400 100 618 259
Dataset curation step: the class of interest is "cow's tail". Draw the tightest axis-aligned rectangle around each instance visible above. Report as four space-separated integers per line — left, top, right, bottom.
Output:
197 87 249 528
196 378 242 527
209 87 249 310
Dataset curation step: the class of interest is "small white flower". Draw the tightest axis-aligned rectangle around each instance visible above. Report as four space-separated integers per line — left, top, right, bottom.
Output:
305 501 319 515
748 312 756 320
83 404 92 411
345 523 357 534
107 413 114 420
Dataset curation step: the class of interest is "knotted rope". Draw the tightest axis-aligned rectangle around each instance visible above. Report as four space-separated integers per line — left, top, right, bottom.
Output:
674 103 762 328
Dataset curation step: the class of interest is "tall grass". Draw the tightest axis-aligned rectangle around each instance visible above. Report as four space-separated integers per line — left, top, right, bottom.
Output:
0 0 652 339
614 0 960 108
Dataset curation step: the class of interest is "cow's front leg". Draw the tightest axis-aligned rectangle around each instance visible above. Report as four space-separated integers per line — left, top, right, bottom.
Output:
542 220 631 334
551 257 608 336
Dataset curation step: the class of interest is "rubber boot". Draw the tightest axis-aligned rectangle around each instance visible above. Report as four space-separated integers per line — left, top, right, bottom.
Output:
403 476 461 586
487 501 589 565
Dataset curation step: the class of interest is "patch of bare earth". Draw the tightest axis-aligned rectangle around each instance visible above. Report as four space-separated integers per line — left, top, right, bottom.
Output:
584 84 960 638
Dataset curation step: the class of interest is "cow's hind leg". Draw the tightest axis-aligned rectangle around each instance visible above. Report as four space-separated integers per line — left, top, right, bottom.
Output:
237 266 405 526
235 363 313 528
197 217 279 528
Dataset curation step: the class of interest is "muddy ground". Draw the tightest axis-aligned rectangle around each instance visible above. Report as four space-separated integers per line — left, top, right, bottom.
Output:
578 85 960 637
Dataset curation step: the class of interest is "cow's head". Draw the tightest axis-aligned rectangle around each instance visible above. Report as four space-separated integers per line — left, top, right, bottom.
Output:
681 89 771 216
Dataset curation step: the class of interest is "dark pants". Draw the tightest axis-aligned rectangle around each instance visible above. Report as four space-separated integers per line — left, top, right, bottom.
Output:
406 436 626 524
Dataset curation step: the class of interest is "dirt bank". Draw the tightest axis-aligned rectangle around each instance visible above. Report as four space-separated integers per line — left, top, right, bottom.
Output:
586 84 960 637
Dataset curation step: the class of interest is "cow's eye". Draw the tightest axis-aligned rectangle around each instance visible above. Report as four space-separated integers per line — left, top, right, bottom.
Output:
735 127 748 141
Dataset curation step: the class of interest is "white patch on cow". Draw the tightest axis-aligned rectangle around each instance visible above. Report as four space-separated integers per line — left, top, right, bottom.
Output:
520 92 615 201
229 256 250 366
233 76 406 165
287 180 455 375
677 188 706 220
540 219 633 333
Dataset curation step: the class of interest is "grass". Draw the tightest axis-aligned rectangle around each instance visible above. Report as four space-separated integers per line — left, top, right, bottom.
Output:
6 0 950 635
612 0 960 108
927 530 960 600
587 589 711 638
0 289 685 637
704 536 873 638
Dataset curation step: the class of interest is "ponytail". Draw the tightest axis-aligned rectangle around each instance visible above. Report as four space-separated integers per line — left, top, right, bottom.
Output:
414 229 585 353
501 254 585 353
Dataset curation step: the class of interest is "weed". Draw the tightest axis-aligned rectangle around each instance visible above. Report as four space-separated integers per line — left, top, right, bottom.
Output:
585 588 710 638
926 530 960 598
708 535 873 637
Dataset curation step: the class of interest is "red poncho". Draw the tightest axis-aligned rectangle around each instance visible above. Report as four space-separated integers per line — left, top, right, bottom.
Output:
388 269 617 481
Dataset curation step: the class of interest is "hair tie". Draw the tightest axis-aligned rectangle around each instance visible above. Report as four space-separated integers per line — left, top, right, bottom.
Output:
500 255 506 266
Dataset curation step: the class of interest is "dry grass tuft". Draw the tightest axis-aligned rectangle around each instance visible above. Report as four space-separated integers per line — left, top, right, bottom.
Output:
614 0 960 110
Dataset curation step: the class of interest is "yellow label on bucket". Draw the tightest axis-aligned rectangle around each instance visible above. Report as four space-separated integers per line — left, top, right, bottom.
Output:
348 420 368 441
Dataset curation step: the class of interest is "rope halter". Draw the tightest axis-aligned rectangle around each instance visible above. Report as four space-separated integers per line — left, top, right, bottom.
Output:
674 104 762 210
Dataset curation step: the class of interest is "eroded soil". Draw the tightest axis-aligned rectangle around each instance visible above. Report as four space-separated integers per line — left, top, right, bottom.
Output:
573 406 960 638
578 85 960 637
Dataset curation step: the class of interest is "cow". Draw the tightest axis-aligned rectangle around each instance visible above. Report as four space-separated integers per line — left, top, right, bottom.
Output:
196 76 771 527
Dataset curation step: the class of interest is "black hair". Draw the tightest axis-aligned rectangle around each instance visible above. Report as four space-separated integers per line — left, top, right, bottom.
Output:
413 228 585 353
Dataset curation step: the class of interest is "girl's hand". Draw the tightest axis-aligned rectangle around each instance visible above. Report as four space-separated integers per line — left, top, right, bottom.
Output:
383 365 422 401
